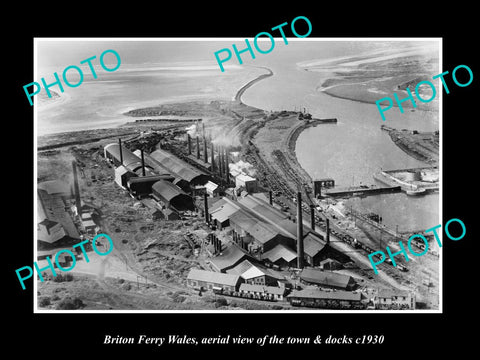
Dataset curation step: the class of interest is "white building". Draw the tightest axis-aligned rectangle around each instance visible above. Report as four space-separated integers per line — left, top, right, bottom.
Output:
235 174 258 193
376 289 415 310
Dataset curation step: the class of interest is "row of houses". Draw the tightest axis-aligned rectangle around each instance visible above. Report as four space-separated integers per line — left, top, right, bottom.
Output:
186 268 415 309
186 268 288 301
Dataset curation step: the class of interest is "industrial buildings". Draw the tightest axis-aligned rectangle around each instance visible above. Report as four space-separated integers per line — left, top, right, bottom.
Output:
207 193 348 269
287 288 366 309
152 180 194 212
299 268 357 290
37 179 80 242
186 268 243 292
104 139 212 216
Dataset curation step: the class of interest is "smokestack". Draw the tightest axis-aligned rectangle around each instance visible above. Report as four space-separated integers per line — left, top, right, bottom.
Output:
310 204 315 231
203 137 208 163
296 191 304 269
218 146 223 177
210 142 215 171
118 138 123 166
140 149 146 176
72 160 82 217
326 218 330 244
204 192 209 224
225 147 230 183
269 190 273 205
187 134 192 155
196 136 200 159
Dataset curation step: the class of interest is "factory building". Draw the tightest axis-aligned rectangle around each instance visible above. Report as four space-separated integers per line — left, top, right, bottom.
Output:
150 148 210 187
235 174 258 193
226 259 284 286
299 268 356 290
127 174 175 198
186 268 244 292
114 165 137 189
229 208 295 255
208 198 239 230
37 180 79 241
152 180 194 212
104 142 154 176
208 244 256 273
261 244 297 268
206 194 347 268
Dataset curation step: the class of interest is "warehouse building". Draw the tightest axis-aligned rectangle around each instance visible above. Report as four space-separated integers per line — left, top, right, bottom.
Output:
104 142 154 176
208 244 256 273
186 268 243 292
261 244 297 268
127 174 175 198
229 208 295 256
149 148 210 187
114 165 137 189
299 268 356 290
152 180 194 212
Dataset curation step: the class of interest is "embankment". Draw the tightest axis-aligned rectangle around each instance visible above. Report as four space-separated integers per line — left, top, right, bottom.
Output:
234 67 274 103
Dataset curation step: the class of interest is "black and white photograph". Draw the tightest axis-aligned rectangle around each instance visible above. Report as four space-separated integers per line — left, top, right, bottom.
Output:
33 38 441 312
8 6 476 356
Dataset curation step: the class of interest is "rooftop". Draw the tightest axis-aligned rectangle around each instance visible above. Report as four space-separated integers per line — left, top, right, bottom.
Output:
300 268 355 289
262 244 297 263
378 288 412 299
287 288 362 301
208 244 254 272
152 180 188 202
239 283 285 295
187 268 240 287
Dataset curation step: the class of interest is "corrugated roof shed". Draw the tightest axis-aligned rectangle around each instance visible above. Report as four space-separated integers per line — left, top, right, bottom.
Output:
229 210 280 244
300 268 355 290
287 289 362 301
262 244 297 263
150 149 207 184
152 180 187 202
208 244 254 272
226 259 284 281
104 143 145 171
303 233 326 257
236 195 300 238
187 268 240 287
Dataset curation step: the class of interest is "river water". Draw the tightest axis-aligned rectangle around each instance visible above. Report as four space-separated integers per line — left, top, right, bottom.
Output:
241 40 440 232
